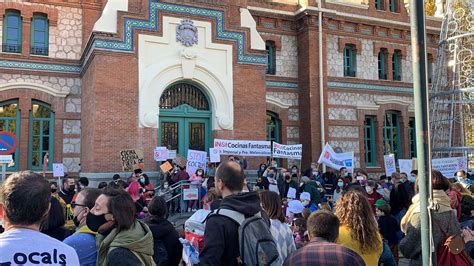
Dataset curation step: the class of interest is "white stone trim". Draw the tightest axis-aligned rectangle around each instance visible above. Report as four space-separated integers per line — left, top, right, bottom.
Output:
138 16 234 130
0 82 69 97
325 0 369 9
240 8 265 51
375 98 412 106
266 95 292 109
356 104 379 111
93 0 129 34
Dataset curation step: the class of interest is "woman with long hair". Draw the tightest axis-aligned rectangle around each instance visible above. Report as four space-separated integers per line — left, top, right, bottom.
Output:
335 191 383 266
259 190 296 261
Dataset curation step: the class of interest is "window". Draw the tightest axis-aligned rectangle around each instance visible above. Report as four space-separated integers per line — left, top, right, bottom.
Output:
0 100 20 170
375 0 385 10
378 49 388 80
389 0 399 12
28 101 54 170
2 10 22 53
31 14 49 56
392 50 402 81
266 111 280 143
364 116 376 166
383 111 401 160
343 44 356 77
409 118 417 158
427 54 434 83
265 41 276 75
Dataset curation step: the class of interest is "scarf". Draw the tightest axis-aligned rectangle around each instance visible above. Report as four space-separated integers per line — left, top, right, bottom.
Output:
401 189 453 233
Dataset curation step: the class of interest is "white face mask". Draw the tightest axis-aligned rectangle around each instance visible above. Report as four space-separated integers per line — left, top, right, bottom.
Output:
408 175 416 182
375 209 384 217
302 200 310 207
365 186 373 194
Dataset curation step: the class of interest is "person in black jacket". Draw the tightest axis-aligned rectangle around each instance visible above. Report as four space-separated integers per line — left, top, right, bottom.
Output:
40 197 72 241
144 196 182 266
199 160 266 265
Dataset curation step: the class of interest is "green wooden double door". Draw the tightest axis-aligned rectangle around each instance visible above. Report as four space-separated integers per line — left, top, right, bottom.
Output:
159 105 211 156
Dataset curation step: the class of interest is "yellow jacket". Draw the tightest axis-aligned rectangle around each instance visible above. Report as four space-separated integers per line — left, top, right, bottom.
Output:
337 225 383 266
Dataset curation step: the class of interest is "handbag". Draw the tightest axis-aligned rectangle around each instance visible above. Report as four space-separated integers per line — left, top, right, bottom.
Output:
434 214 471 266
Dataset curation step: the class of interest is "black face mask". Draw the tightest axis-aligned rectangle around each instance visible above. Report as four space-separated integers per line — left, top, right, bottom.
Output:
285 175 291 181
86 212 109 232
267 174 274 178
51 188 57 193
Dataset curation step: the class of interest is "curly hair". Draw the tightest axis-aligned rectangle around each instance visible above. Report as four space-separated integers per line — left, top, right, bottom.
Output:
335 191 381 253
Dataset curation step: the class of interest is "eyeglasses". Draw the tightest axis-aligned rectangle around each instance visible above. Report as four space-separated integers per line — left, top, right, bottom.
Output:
71 202 87 209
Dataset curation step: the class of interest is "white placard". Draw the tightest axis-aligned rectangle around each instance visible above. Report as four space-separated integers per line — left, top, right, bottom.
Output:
272 142 302 160
384 154 397 177
154 147 169 161
0 155 12 164
213 139 271 157
317 143 354 173
53 163 64 177
398 159 413 175
186 149 208 176
209 148 221 163
183 188 199 201
168 150 177 159
432 157 467 178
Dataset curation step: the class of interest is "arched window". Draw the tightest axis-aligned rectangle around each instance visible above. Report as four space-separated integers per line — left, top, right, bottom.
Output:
378 49 388 80
265 41 276 75
343 44 356 77
392 50 402 81
0 100 20 170
383 111 401 160
159 83 209 110
266 111 281 143
31 13 49 56
28 101 54 170
2 10 22 53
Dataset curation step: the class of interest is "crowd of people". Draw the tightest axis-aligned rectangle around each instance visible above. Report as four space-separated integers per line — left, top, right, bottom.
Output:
0 156 473 265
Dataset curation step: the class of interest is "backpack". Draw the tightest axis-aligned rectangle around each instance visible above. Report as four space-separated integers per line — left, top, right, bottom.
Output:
434 216 471 266
184 209 211 253
152 239 169 266
213 209 280 266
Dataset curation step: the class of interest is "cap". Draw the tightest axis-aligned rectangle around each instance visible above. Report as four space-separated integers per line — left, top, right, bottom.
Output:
300 192 311 201
375 199 387 207
286 200 304 216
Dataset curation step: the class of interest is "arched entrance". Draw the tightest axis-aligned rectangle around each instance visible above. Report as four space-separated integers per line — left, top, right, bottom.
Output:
158 82 212 155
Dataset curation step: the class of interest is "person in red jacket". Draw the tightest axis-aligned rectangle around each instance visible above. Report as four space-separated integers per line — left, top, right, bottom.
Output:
366 180 383 213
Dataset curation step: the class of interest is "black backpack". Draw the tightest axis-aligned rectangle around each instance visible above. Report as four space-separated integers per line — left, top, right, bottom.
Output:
152 239 169 266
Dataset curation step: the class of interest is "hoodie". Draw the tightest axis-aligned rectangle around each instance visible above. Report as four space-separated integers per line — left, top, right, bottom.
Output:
145 216 183 266
97 220 155 266
199 192 264 266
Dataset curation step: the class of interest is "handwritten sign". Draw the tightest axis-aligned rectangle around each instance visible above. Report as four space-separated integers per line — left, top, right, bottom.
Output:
187 150 207 176
209 148 221 163
154 147 169 161
120 149 144 171
384 154 397 177
160 161 173 173
53 163 64 177
398 159 413 175
183 188 199 200
168 150 177 159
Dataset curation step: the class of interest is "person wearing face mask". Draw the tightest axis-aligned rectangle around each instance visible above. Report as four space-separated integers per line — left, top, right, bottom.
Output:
300 192 318 212
63 188 102 265
138 174 154 203
300 176 321 206
365 180 383 213
400 172 415 200
279 173 299 200
51 181 59 195
258 163 268 178
188 168 205 211
59 176 76 205
77 177 89 192
333 178 346 204
89 188 154 265
389 172 411 224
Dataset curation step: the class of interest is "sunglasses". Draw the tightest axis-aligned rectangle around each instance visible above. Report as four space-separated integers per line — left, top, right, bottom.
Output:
71 202 87 209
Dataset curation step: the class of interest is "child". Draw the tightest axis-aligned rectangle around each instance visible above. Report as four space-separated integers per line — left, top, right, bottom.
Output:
375 199 400 263
300 192 317 212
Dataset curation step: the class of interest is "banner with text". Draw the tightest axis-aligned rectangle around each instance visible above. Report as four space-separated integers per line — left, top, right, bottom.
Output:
187 149 208 176
384 154 397 177
432 157 467 178
272 142 302 160
398 159 414 175
213 139 271 157
317 144 354 173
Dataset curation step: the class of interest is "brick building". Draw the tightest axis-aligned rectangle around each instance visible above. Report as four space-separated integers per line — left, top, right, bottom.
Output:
0 0 442 179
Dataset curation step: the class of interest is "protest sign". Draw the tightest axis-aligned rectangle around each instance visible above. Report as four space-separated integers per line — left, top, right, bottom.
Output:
120 149 144 171
317 144 354 173
432 157 467 178
168 150 177 159
384 154 397 177
160 161 173 173
154 147 169 161
272 142 302 160
398 159 413 175
183 188 199 201
186 149 208 176
209 148 221 163
52 163 64 177
213 139 271 157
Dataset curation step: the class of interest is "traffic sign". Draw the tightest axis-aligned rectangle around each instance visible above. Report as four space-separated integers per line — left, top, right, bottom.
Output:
0 155 12 164
0 131 18 155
